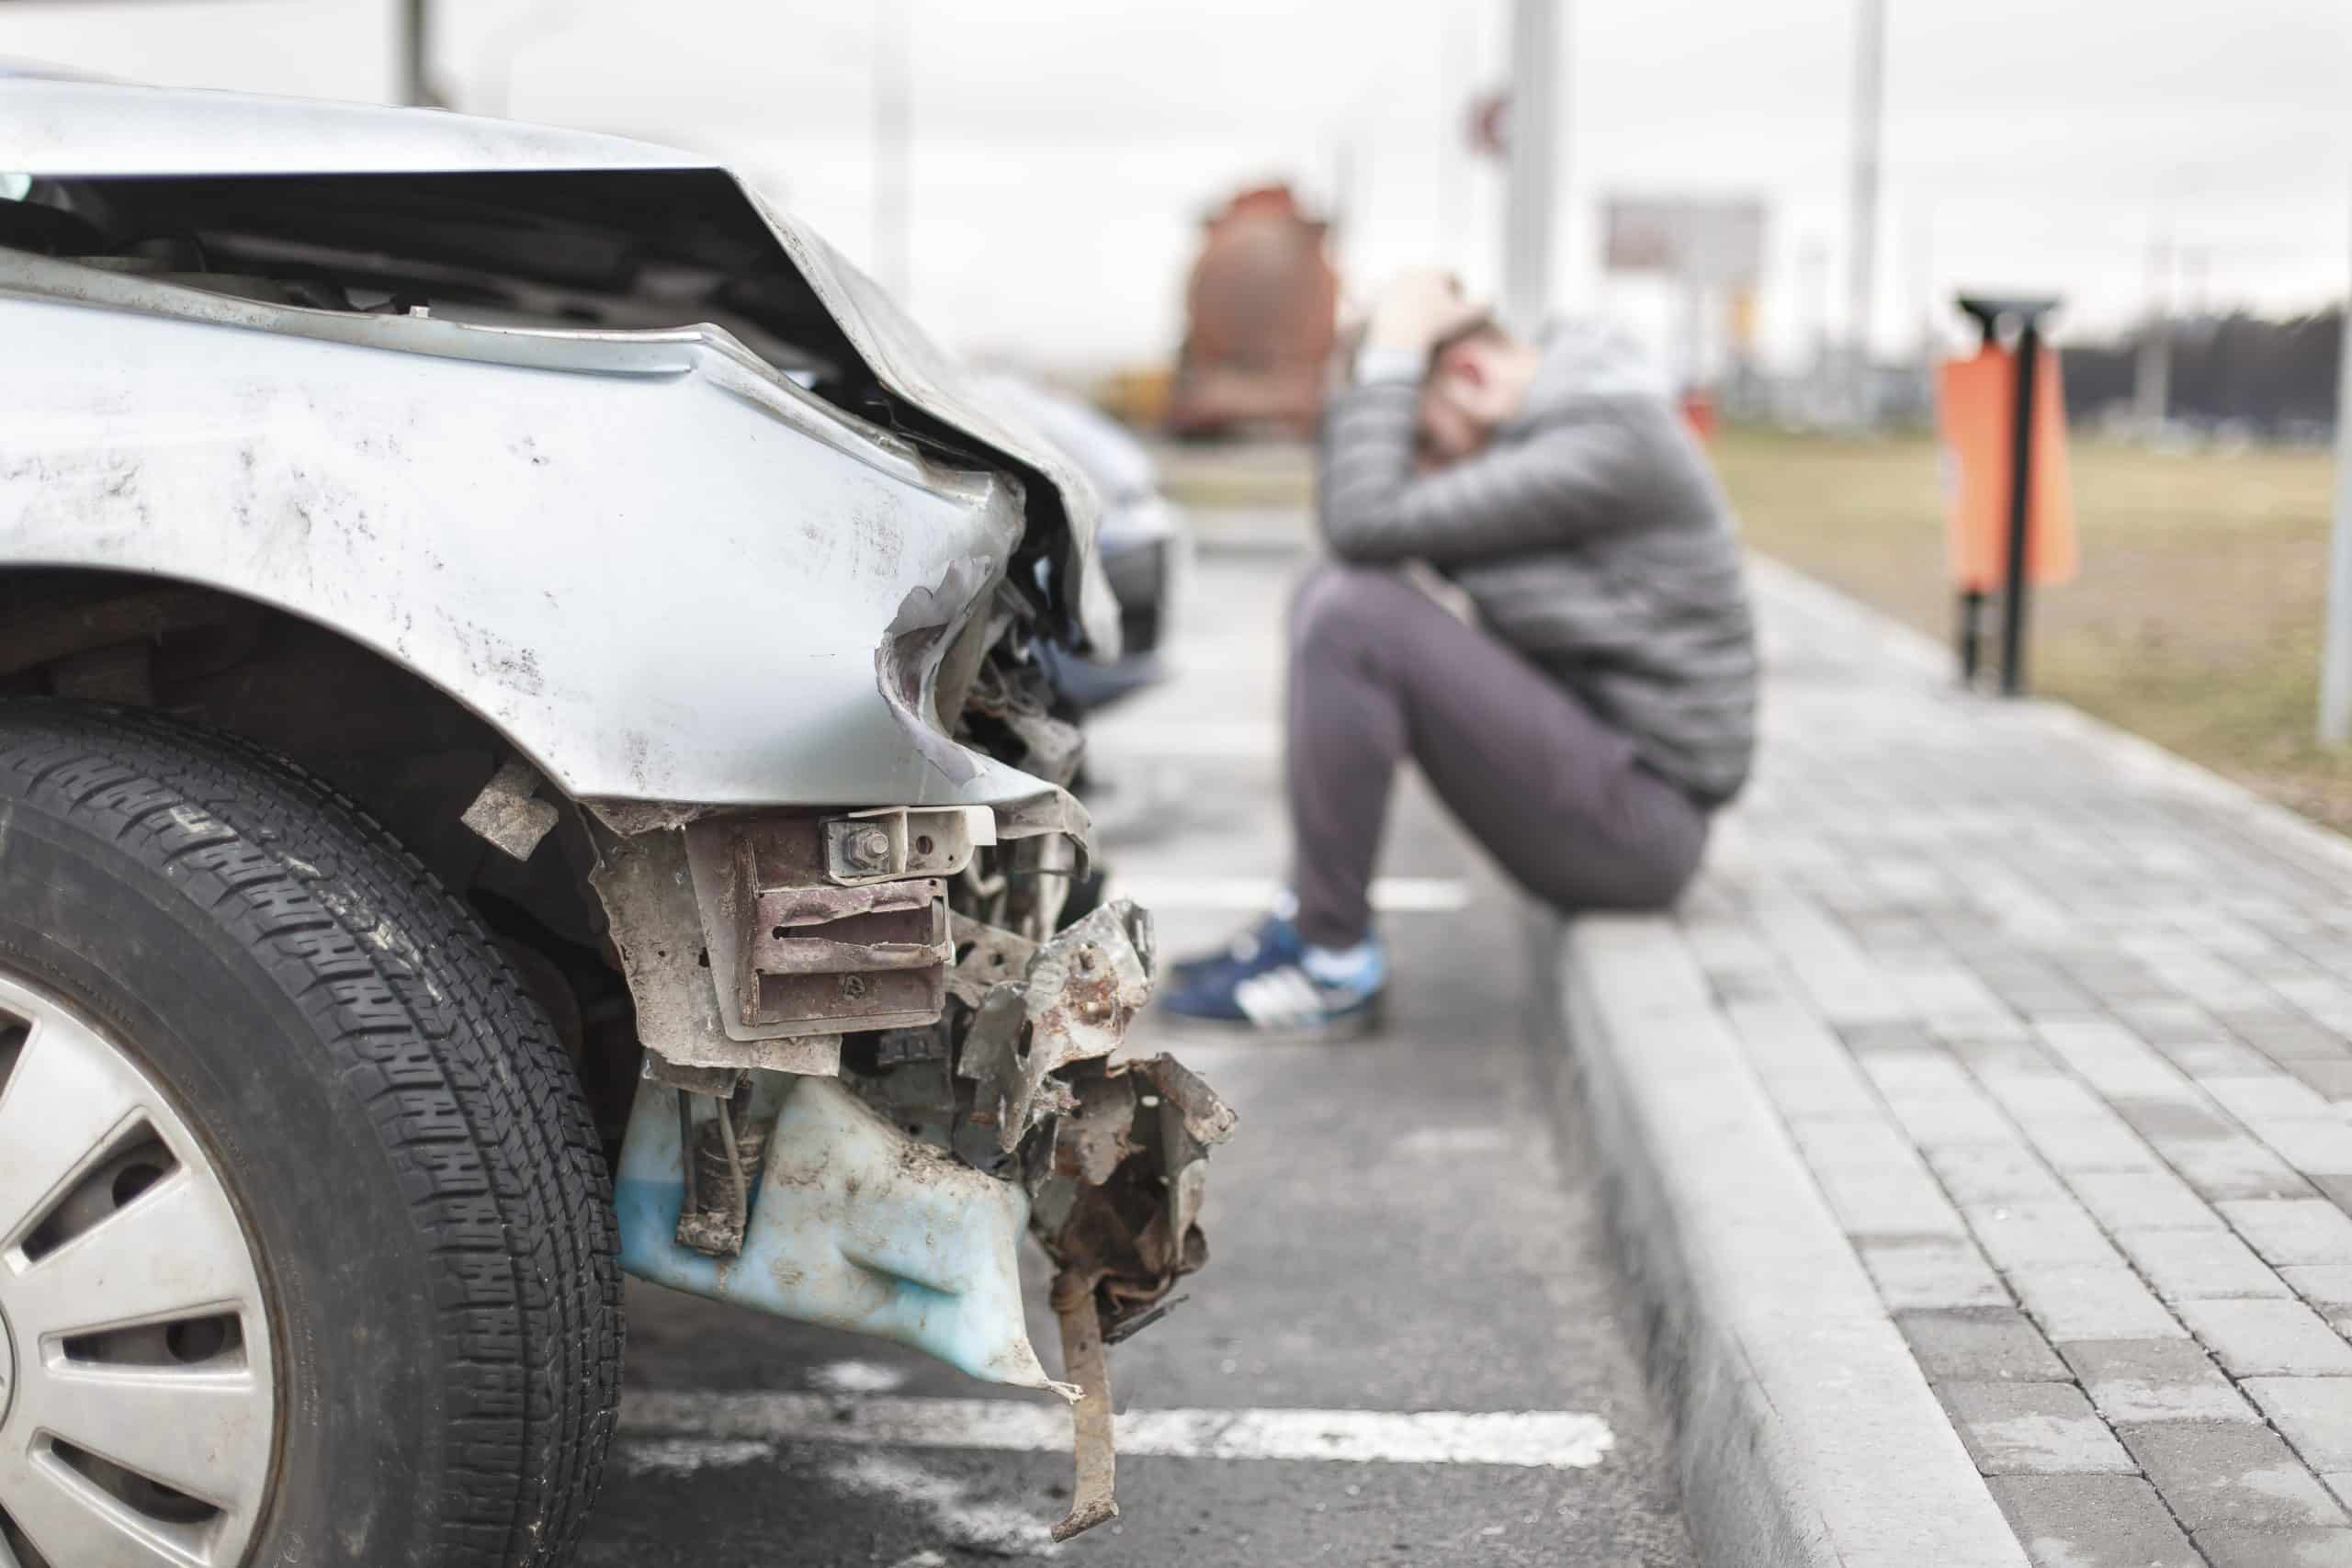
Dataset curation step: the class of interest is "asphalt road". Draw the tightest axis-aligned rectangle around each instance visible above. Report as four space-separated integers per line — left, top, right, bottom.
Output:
589 545 1694 1568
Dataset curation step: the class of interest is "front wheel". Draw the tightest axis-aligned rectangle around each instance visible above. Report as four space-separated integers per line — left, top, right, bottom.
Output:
0 705 620 1567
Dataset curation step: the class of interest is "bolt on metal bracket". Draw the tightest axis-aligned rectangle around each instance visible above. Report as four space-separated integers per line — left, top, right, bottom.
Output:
822 805 992 885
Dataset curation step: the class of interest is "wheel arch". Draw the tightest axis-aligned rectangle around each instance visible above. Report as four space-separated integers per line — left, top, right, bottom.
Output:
0 565 635 1131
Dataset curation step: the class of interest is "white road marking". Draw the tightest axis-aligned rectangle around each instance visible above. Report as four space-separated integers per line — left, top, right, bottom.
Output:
1396 1125 1513 1157
1108 874 1473 914
823 1452 1063 1558
616 1437 776 1478
808 1358 910 1395
608 1439 1066 1557
621 1393 1617 1471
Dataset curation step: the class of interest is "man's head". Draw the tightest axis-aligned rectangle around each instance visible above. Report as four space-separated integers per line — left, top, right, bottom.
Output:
1415 320 1543 468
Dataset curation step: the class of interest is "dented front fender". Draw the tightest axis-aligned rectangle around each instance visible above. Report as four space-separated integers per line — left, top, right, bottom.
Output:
0 253 1051 810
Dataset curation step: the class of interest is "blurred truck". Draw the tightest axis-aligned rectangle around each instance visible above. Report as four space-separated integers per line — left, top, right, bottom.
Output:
1165 184 1339 441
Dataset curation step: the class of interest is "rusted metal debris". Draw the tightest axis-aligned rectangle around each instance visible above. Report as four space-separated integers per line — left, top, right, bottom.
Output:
957 900 1155 1155
587 822 842 1077
1033 1054 1234 1336
460 758 560 862
944 909 1035 1008
684 815 952 1040
596 804 1228 1541
819 895 1234 1540
673 1091 770 1258
1031 1052 1234 1540
945 900 1232 1326
1049 1274 1119 1542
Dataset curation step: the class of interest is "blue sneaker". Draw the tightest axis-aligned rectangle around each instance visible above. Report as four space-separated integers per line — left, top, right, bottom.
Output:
1163 908 1303 992
1159 914 1386 1039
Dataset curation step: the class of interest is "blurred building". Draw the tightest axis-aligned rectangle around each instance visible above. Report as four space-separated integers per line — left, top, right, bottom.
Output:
1165 184 1339 442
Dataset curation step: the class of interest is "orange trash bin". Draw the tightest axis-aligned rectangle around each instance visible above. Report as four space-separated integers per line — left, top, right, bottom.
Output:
1936 345 2077 595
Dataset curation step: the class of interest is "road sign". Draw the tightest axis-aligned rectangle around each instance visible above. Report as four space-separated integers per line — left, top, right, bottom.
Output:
1602 197 1766 288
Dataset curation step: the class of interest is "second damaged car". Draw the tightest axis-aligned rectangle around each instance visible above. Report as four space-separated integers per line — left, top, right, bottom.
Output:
0 71 1228 1568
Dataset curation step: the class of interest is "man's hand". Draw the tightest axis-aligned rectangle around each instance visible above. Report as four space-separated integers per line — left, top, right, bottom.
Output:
1363 268 1484 355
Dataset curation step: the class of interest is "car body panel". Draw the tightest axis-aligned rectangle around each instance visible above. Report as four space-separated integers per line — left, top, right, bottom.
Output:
0 77 1121 660
0 252 1048 807
0 77 710 176
754 209 1122 657
0 83 1226 1538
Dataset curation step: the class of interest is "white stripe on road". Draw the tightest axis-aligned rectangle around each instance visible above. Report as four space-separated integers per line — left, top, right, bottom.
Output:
807 1358 910 1395
1396 1125 1513 1157
620 1392 1615 1471
1108 874 1473 914
619 1438 775 1478
619 1442 1066 1557
825 1452 1060 1558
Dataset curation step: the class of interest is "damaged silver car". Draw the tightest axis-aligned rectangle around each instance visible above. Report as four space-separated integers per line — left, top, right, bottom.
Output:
0 71 1228 1568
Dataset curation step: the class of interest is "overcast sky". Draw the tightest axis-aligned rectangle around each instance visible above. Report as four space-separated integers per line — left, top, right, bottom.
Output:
4 0 2347 375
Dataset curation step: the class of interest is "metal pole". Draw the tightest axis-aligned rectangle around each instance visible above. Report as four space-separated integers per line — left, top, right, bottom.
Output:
1330 138 1359 245
872 0 912 302
1438 7 1473 269
1999 316 2041 697
1845 0 1885 424
399 0 444 108
1680 275 1706 391
1957 591 1985 682
1500 0 1559 335
2134 223 2174 432
1955 302 1996 684
2317 197 2352 741
1800 239 1831 415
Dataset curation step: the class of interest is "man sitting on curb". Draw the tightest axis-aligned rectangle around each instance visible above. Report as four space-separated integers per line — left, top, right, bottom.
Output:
1160 269 1758 1036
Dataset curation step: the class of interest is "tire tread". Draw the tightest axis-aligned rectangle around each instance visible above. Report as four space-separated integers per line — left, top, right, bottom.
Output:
0 704 620 1568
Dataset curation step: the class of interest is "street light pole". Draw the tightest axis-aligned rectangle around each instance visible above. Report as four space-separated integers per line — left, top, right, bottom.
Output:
398 0 445 108
1500 0 1560 335
2134 220 2174 432
1846 0 1885 424
1438 6 1474 269
872 0 912 303
2317 194 2352 743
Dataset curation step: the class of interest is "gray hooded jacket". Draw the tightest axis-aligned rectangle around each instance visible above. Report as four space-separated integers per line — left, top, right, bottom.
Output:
1315 323 1758 805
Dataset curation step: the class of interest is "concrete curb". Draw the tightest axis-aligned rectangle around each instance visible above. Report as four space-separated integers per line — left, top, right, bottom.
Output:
1529 908 2030 1568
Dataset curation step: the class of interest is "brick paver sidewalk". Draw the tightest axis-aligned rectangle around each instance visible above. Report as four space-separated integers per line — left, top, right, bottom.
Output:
1680 563 2352 1567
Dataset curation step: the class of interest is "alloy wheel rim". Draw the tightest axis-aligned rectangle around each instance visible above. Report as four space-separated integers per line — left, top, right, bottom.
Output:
0 1301 14 1433
0 970 277 1568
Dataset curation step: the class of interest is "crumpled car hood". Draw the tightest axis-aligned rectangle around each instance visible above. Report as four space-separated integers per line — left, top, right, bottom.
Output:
751 200 1120 657
0 75 1120 655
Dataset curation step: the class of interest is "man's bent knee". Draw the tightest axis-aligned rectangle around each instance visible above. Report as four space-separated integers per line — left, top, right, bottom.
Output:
1290 564 1416 663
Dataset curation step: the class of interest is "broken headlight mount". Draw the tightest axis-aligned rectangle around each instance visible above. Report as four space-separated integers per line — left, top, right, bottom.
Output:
597 793 1233 1543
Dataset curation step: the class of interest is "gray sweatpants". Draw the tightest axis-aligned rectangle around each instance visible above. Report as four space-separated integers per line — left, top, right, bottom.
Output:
1287 564 1711 949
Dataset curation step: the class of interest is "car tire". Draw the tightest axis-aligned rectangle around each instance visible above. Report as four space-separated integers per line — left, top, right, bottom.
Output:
0 704 620 1568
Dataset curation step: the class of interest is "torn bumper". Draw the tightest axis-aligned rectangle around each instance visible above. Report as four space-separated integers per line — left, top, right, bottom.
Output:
615 1072 1057 1388
604 798 1232 1540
